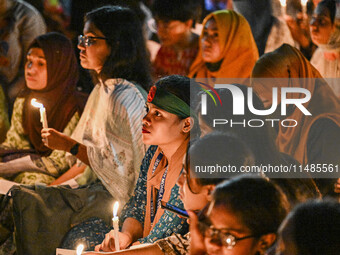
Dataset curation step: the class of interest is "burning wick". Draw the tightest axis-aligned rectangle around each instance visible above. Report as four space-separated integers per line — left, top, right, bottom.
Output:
76 244 84 255
31 98 48 128
112 201 120 251
301 0 308 16
279 0 287 16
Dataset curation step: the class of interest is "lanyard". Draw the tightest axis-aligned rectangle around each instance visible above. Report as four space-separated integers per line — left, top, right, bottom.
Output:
150 152 168 224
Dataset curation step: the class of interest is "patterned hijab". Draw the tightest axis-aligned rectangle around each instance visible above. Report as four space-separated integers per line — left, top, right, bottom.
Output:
22 32 84 156
189 10 258 81
251 44 340 164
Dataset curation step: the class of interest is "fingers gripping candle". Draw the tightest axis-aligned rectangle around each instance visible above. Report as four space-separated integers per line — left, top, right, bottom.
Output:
31 98 48 128
113 201 120 251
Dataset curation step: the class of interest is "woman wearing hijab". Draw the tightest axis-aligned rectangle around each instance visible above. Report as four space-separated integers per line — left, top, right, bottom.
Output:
0 32 85 184
251 43 340 197
233 0 295 56
188 10 259 82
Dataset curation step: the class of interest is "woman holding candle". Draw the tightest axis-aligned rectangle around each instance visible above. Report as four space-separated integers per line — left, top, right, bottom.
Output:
40 5 150 205
0 32 86 184
93 75 200 252
1 5 151 254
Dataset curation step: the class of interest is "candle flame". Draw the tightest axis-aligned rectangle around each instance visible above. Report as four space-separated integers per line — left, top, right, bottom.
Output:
279 0 286 7
301 0 308 6
76 244 84 255
31 98 44 109
113 201 119 217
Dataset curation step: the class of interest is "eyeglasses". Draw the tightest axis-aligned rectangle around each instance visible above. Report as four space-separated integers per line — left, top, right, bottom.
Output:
198 219 257 249
78 35 107 47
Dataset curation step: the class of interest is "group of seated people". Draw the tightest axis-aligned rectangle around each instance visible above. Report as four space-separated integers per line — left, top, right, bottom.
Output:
0 0 339 254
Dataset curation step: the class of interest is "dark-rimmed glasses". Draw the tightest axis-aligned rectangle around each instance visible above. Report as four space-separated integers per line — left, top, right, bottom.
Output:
78 35 107 47
198 218 257 249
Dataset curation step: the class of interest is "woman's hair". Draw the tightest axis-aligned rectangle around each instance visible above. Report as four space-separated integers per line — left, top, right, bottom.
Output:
280 199 340 255
155 75 201 137
213 175 290 237
317 0 336 24
152 0 198 22
85 5 151 90
187 132 255 186
196 85 282 165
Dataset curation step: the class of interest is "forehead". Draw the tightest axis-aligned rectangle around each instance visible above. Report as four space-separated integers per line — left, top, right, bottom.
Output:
204 17 218 30
315 4 331 18
83 21 105 36
27 47 45 59
208 205 250 233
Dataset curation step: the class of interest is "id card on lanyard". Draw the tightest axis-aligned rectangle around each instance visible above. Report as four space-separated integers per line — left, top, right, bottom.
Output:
150 152 168 225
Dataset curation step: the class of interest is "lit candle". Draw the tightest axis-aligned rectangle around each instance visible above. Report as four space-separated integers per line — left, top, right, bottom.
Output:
76 244 84 255
279 0 287 16
112 201 120 251
301 0 308 16
31 98 48 128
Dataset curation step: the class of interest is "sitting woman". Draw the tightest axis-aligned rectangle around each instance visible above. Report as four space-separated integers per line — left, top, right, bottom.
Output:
41 5 151 206
277 199 340 255
93 75 200 252
0 32 85 185
310 0 340 97
251 43 340 197
189 175 290 255
197 85 321 206
86 132 255 254
188 10 259 83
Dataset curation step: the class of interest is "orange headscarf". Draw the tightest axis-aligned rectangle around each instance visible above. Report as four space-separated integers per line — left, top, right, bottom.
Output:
251 44 340 164
188 10 258 81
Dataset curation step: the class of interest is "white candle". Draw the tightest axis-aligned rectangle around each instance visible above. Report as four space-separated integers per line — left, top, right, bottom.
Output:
76 244 84 255
31 98 48 128
279 0 287 16
301 0 308 16
112 201 120 251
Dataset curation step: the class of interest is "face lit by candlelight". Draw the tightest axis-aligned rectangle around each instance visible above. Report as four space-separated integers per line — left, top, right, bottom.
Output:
25 48 48 90
142 103 189 146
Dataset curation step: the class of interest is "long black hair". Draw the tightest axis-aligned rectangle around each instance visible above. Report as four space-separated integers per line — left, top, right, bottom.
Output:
85 5 152 90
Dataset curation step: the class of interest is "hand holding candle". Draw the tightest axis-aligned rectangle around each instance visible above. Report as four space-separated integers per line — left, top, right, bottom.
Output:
112 201 120 251
31 98 48 128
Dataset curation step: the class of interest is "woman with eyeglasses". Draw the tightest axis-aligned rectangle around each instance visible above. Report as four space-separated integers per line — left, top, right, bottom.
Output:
41 5 151 205
189 175 290 255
